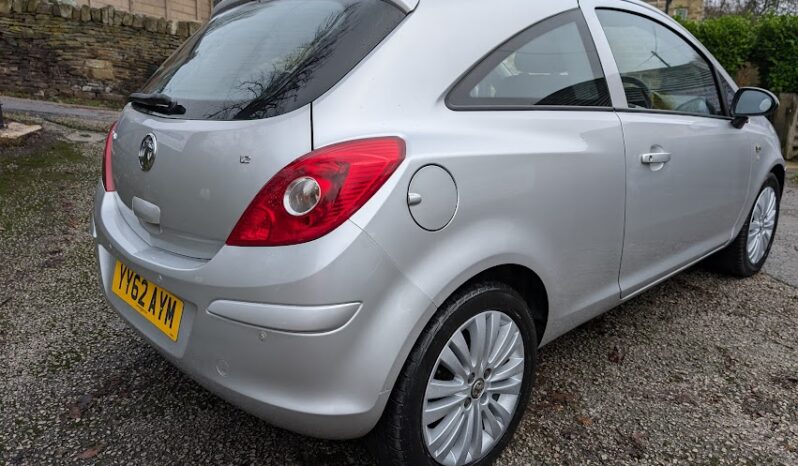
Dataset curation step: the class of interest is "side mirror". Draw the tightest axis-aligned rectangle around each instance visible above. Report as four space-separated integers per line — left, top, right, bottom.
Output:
731 87 779 129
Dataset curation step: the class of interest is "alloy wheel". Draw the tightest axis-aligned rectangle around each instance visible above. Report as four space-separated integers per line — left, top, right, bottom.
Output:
422 310 524 466
747 186 777 264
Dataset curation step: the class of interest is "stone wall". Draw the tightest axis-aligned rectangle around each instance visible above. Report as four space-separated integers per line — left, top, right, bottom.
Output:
74 0 213 23
0 0 200 101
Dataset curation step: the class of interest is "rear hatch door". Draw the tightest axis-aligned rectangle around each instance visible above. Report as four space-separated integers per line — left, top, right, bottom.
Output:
112 109 311 259
110 0 405 259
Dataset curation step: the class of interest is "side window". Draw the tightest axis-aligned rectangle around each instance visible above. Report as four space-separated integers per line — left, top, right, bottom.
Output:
447 10 611 109
596 9 723 116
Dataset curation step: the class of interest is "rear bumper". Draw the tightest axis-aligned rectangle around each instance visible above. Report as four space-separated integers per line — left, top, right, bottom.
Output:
92 184 434 439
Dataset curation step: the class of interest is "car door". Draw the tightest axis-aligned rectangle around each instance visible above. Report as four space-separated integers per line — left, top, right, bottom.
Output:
581 1 753 297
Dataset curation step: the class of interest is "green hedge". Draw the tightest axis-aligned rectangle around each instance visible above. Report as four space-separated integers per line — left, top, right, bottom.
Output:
679 14 798 94
753 15 798 94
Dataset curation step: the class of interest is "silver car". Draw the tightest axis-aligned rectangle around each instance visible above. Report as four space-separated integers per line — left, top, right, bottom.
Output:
92 0 785 464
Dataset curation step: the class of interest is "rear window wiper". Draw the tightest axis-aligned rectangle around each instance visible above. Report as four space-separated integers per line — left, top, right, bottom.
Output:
129 92 186 115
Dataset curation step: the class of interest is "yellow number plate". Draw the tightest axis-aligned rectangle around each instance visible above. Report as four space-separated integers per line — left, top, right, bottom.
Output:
112 261 184 341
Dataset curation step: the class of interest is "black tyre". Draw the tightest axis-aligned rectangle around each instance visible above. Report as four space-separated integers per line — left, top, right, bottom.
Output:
713 174 781 277
371 282 537 466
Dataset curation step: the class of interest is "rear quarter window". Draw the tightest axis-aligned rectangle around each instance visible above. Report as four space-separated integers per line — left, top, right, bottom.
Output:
137 0 404 120
447 10 612 110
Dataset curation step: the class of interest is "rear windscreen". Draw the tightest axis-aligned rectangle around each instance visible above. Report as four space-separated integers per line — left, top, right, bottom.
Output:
136 0 404 120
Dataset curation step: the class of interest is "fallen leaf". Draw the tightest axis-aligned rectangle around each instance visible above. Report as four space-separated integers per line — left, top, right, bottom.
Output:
631 431 647 449
576 415 593 426
675 391 698 405
549 391 577 405
41 256 65 268
67 394 93 419
76 444 103 459
608 345 625 364
77 394 93 408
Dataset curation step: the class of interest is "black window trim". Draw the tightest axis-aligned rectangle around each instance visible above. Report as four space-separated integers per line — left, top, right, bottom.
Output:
445 8 614 112
596 7 734 121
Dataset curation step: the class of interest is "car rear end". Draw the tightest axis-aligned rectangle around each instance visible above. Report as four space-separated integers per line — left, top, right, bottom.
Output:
91 0 433 439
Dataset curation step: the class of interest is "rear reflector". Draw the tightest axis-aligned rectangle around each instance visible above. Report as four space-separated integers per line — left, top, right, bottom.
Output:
102 122 117 192
226 137 405 247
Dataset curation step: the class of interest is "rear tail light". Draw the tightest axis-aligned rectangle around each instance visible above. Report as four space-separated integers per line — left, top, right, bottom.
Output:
226 137 405 247
102 122 117 192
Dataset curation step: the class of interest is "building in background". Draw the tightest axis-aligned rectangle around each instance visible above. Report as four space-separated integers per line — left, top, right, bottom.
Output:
645 0 705 20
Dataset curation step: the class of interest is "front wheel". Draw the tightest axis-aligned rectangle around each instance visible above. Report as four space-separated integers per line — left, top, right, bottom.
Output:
714 174 781 277
371 283 537 466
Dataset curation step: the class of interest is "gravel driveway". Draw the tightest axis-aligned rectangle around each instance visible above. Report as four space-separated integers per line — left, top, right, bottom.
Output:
1 124 797 465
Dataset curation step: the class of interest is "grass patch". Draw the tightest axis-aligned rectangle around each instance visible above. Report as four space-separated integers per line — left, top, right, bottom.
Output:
0 134 91 234
3 112 45 126
45 116 112 133
0 140 83 192
38 348 85 375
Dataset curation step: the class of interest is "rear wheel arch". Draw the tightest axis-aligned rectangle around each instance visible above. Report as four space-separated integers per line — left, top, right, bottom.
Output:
445 264 549 346
379 262 549 415
772 164 785 194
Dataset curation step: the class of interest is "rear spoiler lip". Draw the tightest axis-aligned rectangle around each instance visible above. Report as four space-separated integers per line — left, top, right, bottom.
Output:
212 0 418 18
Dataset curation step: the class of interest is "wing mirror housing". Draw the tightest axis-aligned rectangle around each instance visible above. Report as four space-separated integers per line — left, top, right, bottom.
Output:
730 87 779 129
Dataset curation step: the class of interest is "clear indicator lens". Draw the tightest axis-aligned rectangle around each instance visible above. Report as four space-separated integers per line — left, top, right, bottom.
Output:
283 176 321 216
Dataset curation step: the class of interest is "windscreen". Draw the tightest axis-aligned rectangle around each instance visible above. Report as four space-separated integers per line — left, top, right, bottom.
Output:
136 0 404 120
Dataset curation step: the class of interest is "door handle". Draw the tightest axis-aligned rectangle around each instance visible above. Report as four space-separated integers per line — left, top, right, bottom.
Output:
640 152 671 164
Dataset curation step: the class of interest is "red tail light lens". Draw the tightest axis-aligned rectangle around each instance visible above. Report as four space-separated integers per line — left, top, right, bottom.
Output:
226 137 405 247
102 122 117 192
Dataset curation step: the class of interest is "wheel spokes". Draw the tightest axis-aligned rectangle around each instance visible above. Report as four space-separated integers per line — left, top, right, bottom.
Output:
489 328 520 370
492 356 524 381
484 313 502 368
423 310 525 466
449 331 472 373
467 404 483 460
747 187 778 264
487 324 512 367
452 405 476 464
428 408 466 454
467 314 487 373
424 393 467 425
481 403 503 438
440 345 470 380
427 378 469 399
488 397 514 426
488 373 523 396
